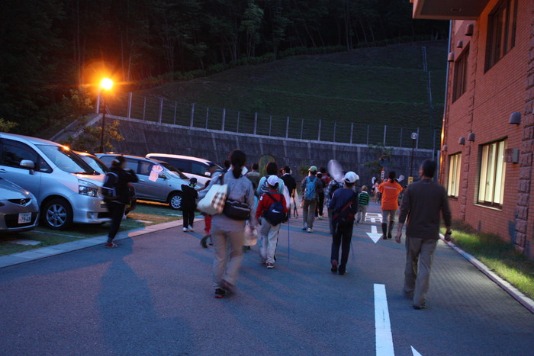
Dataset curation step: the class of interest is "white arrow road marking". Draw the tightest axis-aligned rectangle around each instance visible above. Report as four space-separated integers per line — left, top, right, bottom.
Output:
375 284 395 356
411 346 422 356
367 225 382 244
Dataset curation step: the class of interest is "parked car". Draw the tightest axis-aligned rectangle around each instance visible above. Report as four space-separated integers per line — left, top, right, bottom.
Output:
0 177 40 233
145 153 221 187
0 133 109 230
97 154 189 209
77 151 137 215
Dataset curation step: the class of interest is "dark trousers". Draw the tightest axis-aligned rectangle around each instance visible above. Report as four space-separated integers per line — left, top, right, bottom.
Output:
316 192 325 216
183 209 195 228
331 221 354 271
107 202 126 242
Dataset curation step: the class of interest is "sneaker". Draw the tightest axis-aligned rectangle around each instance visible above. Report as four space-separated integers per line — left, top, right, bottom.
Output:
105 242 118 248
266 262 275 269
214 288 226 299
188 227 194 232
338 265 346 275
331 260 338 273
307 228 313 233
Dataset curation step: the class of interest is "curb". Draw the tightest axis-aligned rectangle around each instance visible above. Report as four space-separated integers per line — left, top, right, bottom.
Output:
441 236 534 314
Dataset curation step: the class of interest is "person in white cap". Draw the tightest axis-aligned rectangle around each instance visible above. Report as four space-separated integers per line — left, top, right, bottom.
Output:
255 175 288 269
328 171 359 275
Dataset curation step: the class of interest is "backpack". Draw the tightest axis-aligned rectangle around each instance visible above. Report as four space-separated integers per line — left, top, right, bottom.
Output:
332 192 357 224
262 192 287 226
102 171 119 201
328 181 342 200
304 176 318 201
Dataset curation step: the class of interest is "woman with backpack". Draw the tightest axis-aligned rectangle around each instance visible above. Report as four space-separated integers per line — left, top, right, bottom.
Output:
255 175 288 269
204 150 257 298
328 171 359 275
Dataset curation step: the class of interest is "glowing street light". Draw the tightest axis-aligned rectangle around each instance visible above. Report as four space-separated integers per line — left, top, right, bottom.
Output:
98 77 114 153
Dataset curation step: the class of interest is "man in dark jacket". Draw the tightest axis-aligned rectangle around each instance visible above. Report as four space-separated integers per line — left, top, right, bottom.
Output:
105 156 138 248
280 166 296 218
395 160 452 309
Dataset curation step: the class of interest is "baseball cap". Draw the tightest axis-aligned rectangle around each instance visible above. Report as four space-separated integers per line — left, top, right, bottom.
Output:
267 175 279 187
308 165 318 172
344 171 359 184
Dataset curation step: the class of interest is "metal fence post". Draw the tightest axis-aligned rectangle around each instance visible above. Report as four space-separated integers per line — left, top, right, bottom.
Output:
400 127 403 147
254 112 257 135
367 125 370 145
127 92 132 119
222 108 226 131
383 125 387 146
269 115 272 136
158 97 163 124
173 102 177 125
333 121 337 142
300 119 304 139
237 111 240 133
142 97 147 121
205 107 209 129
350 122 354 144
190 103 195 127
318 119 322 141
285 116 290 138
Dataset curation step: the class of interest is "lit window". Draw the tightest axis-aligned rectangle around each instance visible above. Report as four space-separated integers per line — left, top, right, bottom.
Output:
478 140 506 207
448 153 461 197
452 47 469 102
485 0 517 71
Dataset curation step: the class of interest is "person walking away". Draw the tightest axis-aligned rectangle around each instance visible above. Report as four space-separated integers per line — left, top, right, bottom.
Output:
314 171 326 219
181 178 198 232
356 185 370 224
378 172 403 239
328 172 359 275
103 156 138 248
325 177 343 234
395 160 452 309
246 163 261 190
301 166 322 233
255 175 288 269
202 150 257 298
256 162 285 197
280 166 296 218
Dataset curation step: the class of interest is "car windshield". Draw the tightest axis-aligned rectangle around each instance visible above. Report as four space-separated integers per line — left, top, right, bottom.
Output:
79 154 107 174
37 145 95 174
159 162 189 180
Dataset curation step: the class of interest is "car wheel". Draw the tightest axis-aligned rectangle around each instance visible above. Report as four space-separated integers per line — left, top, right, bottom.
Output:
169 192 183 210
42 198 73 230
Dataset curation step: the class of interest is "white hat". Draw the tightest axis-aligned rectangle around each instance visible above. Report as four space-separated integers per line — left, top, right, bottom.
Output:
344 171 359 184
267 175 279 187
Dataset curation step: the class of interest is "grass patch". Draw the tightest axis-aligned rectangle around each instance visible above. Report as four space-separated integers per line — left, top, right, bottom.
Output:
447 221 534 300
0 203 182 256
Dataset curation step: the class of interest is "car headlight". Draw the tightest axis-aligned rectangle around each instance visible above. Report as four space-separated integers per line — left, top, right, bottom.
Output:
78 179 99 197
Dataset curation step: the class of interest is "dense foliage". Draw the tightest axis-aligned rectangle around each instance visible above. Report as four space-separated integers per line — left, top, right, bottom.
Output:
0 0 447 135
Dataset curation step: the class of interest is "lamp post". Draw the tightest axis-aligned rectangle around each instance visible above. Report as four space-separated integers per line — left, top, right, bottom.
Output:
98 78 113 153
409 132 418 180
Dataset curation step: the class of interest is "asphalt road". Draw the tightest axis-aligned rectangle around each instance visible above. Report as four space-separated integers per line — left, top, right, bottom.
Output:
0 205 533 356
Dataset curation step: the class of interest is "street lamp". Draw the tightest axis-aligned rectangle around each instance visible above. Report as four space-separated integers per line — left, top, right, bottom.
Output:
98 78 114 153
409 132 418 179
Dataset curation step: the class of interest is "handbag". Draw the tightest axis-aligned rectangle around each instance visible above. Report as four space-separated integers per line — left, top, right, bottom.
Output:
197 175 227 215
223 199 251 220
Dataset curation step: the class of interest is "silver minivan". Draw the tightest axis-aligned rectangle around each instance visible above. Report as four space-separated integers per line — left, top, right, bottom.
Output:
0 133 109 229
97 154 189 209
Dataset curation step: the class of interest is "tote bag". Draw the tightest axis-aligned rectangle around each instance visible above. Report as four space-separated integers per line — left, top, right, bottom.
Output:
197 176 227 215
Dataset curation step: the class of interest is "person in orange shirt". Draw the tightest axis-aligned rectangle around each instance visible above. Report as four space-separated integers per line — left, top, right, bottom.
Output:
378 171 403 239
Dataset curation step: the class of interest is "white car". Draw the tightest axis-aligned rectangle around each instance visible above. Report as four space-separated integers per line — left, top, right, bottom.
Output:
0 177 40 233
145 153 221 187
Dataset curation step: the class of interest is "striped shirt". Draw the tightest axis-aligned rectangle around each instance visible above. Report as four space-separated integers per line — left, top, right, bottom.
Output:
358 191 370 206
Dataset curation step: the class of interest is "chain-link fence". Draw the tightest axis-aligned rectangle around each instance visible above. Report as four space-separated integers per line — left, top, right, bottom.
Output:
103 92 440 150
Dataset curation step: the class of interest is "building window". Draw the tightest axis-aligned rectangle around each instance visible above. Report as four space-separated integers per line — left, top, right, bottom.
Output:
485 0 517 71
452 47 469 101
478 140 506 207
448 153 462 197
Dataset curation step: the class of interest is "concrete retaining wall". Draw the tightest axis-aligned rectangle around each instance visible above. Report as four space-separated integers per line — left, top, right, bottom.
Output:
105 115 435 184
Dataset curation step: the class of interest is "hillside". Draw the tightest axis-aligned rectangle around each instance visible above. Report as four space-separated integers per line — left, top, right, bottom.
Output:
135 41 447 132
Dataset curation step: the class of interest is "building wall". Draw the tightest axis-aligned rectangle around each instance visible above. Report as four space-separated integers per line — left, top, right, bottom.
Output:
443 0 534 257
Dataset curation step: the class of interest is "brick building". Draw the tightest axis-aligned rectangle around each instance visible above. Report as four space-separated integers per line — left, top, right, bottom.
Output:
411 0 534 258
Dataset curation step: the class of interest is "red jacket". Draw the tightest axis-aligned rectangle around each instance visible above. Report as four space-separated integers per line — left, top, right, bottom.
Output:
255 190 288 220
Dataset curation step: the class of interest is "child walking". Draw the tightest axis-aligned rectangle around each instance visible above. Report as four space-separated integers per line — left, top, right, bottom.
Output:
255 175 288 269
181 178 198 232
356 185 370 223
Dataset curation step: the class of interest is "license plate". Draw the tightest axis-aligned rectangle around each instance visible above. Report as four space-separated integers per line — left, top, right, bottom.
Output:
18 212 32 224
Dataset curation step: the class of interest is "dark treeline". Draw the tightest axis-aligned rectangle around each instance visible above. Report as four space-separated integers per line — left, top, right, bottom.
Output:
0 0 447 135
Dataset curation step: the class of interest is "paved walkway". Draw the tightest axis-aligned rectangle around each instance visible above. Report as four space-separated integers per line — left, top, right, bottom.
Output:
1 201 533 314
